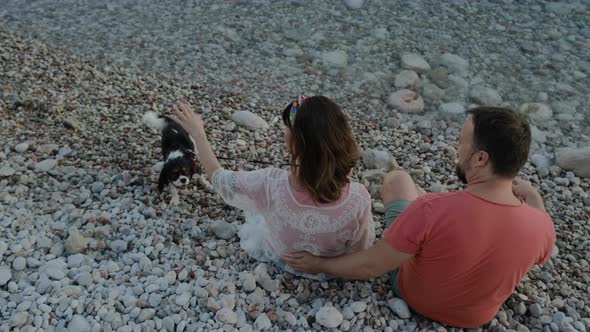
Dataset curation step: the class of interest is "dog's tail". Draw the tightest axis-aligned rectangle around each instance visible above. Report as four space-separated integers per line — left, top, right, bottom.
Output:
143 111 169 130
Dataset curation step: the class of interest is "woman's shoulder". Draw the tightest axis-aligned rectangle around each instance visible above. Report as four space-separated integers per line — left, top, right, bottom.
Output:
347 181 372 203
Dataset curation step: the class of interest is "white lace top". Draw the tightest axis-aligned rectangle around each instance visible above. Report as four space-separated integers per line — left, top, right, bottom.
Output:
211 167 375 261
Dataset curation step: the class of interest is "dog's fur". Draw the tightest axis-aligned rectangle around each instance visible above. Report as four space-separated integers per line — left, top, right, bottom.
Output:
143 111 198 205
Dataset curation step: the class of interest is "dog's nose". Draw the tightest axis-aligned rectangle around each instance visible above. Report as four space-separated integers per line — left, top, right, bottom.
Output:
181 178 187 183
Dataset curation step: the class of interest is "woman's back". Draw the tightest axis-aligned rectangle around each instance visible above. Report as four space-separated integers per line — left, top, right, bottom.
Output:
212 167 375 258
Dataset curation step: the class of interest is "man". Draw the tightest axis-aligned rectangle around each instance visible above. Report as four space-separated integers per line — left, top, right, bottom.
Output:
283 107 556 328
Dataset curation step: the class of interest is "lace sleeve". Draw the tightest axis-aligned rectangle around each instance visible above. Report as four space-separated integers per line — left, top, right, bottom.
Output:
211 168 272 213
350 203 376 251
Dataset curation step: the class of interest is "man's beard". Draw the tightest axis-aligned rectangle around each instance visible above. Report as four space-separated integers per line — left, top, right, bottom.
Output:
456 163 467 184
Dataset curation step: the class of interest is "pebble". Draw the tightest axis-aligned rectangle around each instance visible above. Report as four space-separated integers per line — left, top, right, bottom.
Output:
0 165 15 177
322 50 348 68
387 89 425 113
529 303 543 318
231 111 269 130
394 70 420 89
110 240 128 253
240 272 257 292
13 256 26 271
216 308 238 325
65 231 88 254
14 142 29 153
519 103 553 121
350 301 367 313
557 147 590 178
67 315 91 331
10 312 28 327
438 53 469 76
35 159 58 172
344 0 364 10
211 220 236 240
362 149 397 171
439 102 465 114
315 306 343 328
388 298 411 319
469 85 502 106
176 292 191 306
401 53 431 73
0 266 12 286
254 313 272 330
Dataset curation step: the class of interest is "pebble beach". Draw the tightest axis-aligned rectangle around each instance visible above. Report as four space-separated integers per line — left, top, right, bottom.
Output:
0 0 589 331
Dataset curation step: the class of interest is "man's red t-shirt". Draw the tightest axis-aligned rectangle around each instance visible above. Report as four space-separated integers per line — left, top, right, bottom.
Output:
384 191 556 328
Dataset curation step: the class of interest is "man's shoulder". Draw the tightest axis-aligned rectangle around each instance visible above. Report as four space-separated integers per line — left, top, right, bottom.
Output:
413 191 466 206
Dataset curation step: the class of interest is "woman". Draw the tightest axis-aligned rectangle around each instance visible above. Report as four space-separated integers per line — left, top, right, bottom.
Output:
172 96 375 279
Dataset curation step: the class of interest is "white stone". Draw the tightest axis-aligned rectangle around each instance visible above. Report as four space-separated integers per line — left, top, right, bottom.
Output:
68 315 91 331
239 272 257 292
343 0 364 9
322 50 348 68
530 154 552 169
65 231 88 254
557 147 590 178
439 102 465 114
388 298 411 319
175 293 191 306
438 53 470 76
0 266 12 286
519 103 553 121
12 257 26 271
469 85 502 106
401 53 431 73
231 111 269 130
35 159 58 172
350 301 367 313
216 308 238 325
0 164 16 177
531 126 547 144
387 90 424 113
211 220 236 240
316 306 343 328
362 149 397 171
254 313 272 330
15 143 29 153
10 312 28 327
44 259 67 280
394 70 420 89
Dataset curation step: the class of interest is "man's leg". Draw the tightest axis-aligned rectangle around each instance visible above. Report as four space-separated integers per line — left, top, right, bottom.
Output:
382 170 420 299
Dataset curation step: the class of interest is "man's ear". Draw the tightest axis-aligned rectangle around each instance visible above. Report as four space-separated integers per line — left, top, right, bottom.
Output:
476 150 490 166
158 163 171 192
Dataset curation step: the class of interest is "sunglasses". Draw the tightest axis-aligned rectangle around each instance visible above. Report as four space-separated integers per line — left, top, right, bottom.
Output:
289 95 308 125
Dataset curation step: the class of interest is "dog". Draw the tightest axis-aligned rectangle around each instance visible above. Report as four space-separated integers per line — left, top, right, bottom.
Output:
143 111 199 206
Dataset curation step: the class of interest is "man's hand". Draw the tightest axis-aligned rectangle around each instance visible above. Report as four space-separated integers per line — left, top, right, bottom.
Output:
283 240 413 280
282 252 324 274
512 177 545 211
171 101 205 136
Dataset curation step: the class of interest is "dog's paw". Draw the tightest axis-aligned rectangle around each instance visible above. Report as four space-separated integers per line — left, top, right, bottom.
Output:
169 196 180 206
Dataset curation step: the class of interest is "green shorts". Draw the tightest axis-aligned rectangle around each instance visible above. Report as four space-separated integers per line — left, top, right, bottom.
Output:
384 200 411 299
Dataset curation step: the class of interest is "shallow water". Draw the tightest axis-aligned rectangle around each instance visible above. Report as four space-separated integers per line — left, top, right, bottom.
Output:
1 0 589 133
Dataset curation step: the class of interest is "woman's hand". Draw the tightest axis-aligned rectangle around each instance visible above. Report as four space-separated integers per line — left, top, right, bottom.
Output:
282 252 324 274
512 178 537 201
171 101 204 136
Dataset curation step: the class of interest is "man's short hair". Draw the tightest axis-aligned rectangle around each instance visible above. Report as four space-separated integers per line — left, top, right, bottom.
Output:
466 107 531 178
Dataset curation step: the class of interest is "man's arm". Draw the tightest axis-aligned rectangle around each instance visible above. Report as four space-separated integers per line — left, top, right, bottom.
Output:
283 239 413 280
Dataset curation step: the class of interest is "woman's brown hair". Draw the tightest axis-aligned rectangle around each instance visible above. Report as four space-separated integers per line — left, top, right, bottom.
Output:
282 96 361 203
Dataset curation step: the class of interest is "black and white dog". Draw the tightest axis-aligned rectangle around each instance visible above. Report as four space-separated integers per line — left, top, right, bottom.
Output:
143 111 199 205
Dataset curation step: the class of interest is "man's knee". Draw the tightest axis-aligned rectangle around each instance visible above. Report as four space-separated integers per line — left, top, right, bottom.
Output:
383 170 419 203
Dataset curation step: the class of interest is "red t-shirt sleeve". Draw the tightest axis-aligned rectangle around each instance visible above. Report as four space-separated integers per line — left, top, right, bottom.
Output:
384 198 432 254
536 216 556 265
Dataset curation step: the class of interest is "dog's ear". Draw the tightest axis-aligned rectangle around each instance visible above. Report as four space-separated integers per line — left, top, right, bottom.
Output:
157 163 170 192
